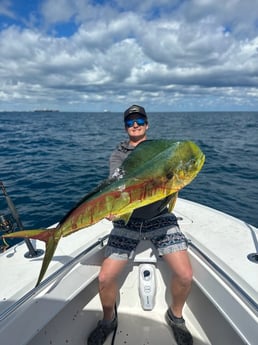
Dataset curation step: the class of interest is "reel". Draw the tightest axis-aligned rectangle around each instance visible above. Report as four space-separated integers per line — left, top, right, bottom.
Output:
0 214 17 234
0 181 43 257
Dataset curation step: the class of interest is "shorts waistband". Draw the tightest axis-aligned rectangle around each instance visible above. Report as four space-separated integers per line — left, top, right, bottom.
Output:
113 214 178 232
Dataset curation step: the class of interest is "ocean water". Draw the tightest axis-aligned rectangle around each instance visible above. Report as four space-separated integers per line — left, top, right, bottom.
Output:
0 111 257 248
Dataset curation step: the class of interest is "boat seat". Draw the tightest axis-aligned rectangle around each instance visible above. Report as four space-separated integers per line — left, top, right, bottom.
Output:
133 240 158 263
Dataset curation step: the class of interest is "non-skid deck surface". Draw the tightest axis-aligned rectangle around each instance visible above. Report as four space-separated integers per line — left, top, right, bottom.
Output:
26 277 211 345
83 264 211 345
103 311 182 345
85 307 211 345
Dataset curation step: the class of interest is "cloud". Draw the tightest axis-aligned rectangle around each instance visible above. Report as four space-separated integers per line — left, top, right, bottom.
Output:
0 0 258 111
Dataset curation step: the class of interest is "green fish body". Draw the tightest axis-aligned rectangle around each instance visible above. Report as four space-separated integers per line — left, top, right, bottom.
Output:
3 140 205 285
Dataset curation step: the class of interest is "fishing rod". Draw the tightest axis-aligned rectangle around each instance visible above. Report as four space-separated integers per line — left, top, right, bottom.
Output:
0 181 43 258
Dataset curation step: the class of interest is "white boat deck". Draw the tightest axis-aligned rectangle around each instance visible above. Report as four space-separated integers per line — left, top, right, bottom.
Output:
0 219 112 311
176 198 258 305
0 199 257 345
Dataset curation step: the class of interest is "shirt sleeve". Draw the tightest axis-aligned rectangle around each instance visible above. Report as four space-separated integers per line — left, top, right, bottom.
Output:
109 149 127 178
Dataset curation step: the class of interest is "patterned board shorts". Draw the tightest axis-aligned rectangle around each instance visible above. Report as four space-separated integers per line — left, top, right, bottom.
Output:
105 213 188 260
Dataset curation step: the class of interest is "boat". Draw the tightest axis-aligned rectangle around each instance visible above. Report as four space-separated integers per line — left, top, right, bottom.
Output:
0 198 257 345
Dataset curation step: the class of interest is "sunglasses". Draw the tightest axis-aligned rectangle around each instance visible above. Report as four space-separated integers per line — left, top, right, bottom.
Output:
125 118 146 128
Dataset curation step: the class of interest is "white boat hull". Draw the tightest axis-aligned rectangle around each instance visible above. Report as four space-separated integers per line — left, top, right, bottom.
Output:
0 199 257 345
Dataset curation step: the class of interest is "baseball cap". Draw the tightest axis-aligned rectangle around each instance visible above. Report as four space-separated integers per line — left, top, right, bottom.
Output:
124 105 148 121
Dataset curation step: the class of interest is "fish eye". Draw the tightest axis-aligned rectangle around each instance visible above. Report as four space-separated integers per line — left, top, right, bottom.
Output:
166 172 173 180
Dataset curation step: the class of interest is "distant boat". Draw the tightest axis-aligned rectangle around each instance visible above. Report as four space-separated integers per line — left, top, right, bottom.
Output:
103 109 111 113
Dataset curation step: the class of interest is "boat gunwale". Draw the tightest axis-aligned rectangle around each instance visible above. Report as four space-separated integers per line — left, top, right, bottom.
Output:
188 240 258 315
0 234 109 322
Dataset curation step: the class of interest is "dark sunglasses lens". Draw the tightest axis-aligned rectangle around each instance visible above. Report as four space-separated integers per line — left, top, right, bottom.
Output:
126 118 145 127
136 118 145 125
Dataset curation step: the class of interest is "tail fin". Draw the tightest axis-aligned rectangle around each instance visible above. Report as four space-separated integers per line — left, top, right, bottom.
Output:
3 228 61 286
35 233 60 286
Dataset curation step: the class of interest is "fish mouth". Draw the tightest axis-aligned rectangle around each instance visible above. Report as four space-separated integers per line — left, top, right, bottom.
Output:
183 151 205 178
199 152 206 168
192 152 205 172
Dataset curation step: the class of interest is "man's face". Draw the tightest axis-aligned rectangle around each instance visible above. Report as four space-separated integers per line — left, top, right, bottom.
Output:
125 114 148 140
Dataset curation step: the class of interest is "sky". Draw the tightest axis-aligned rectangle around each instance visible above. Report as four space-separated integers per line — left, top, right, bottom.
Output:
0 0 258 112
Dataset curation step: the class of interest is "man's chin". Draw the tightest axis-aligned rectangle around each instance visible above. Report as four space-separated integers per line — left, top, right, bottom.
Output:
129 133 147 142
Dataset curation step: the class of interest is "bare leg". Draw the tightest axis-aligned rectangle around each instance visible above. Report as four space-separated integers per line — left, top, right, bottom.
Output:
163 250 193 318
98 257 128 320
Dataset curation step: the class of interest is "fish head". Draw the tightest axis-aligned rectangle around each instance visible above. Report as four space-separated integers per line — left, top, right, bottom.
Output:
163 141 205 190
120 139 205 195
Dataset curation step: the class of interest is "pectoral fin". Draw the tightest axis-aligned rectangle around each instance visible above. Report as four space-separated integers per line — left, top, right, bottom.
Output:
168 192 178 213
118 212 133 225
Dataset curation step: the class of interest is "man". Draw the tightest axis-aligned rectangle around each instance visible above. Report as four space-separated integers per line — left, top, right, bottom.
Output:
87 105 193 345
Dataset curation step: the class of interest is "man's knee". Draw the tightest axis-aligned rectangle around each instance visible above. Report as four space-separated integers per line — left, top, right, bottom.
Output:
174 266 193 287
98 258 127 286
98 269 113 286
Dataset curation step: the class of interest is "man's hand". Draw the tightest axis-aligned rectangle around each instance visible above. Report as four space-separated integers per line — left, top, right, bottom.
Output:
105 215 116 221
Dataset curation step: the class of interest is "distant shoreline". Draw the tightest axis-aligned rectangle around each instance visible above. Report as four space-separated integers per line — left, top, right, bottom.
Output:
33 110 60 112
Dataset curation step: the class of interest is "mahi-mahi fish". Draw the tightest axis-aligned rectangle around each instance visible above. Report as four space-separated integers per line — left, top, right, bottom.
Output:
3 139 205 286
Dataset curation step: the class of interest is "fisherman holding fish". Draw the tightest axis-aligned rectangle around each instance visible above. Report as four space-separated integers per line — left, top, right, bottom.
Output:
88 105 193 345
